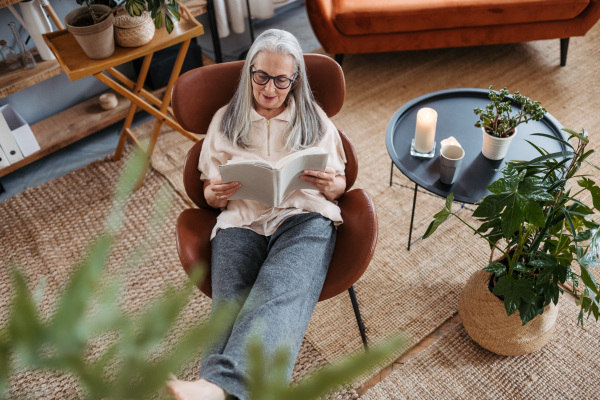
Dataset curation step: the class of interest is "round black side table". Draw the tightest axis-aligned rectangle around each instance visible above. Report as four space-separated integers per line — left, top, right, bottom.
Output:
386 88 567 250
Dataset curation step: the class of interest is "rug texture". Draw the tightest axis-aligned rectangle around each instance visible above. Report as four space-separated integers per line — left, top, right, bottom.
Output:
361 298 600 400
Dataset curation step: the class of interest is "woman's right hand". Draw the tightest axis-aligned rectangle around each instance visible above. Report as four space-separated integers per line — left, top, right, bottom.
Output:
204 177 241 208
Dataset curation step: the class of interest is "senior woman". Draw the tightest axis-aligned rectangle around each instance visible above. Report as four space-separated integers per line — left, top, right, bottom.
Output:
167 29 346 400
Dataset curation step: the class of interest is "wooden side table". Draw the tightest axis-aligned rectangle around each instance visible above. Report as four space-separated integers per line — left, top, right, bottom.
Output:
43 4 204 186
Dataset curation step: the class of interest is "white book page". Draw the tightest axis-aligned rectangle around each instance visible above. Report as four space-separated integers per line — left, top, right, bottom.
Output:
278 152 328 201
219 163 276 206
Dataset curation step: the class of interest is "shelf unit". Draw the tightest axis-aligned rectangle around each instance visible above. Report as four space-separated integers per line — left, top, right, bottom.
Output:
0 0 207 179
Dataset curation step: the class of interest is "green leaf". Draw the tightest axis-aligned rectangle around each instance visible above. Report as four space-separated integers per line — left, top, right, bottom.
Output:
518 301 541 326
9 270 46 364
493 276 536 316
501 198 523 239
530 132 574 149
516 151 575 169
512 262 529 273
519 177 555 202
165 14 174 33
580 265 599 294
483 262 507 277
424 200 452 239
445 192 454 211
472 195 508 218
520 198 546 228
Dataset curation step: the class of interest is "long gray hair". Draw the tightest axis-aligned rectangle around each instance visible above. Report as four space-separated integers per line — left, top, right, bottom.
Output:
220 29 325 150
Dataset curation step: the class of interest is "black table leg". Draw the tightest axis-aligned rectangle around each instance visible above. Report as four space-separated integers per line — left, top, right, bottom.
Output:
408 182 418 251
390 161 394 187
206 0 223 63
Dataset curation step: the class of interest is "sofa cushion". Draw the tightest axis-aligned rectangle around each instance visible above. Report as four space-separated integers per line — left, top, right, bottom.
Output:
332 0 590 36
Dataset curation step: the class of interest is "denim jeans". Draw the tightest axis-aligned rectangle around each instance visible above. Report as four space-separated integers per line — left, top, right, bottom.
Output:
199 213 336 400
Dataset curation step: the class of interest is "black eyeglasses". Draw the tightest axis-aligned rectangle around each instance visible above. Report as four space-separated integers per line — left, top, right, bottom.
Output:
251 70 297 89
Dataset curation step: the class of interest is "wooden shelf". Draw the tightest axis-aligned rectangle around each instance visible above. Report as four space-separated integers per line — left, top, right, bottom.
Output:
0 87 166 178
0 0 21 7
0 0 205 178
0 50 62 99
0 90 131 177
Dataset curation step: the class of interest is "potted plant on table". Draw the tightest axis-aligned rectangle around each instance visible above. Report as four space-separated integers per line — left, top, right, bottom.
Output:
64 0 180 59
425 128 600 356
474 85 547 160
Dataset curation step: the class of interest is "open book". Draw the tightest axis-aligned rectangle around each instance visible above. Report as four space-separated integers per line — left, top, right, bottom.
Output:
219 147 329 207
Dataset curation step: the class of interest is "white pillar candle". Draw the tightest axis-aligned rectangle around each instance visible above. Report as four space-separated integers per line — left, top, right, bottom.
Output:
414 107 438 153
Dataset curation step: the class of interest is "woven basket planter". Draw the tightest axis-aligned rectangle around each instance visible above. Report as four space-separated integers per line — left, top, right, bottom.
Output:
114 11 155 47
458 269 558 356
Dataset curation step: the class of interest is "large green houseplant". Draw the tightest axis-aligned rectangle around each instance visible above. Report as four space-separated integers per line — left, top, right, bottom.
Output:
425 128 599 331
474 86 547 160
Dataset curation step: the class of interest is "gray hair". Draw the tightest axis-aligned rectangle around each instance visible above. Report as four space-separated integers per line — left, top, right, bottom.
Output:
220 29 325 150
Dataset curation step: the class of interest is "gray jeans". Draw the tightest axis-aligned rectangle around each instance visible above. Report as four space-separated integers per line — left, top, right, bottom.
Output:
200 213 336 400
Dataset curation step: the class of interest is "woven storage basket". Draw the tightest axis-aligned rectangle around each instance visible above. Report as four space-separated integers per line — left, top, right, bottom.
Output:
458 269 558 356
114 11 155 47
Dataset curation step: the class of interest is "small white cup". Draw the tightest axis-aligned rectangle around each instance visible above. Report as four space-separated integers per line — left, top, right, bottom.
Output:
440 144 465 185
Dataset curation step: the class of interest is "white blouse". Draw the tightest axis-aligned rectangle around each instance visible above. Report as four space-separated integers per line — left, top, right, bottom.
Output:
198 103 346 239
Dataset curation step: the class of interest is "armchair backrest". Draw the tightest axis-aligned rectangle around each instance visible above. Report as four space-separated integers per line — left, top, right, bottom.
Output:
172 54 357 209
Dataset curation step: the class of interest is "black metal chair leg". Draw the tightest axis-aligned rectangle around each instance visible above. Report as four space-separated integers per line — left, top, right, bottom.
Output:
407 183 418 251
560 38 569 66
334 53 344 66
348 285 368 349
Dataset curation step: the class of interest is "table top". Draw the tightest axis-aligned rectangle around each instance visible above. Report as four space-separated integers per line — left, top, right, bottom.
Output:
43 16 204 81
386 88 567 204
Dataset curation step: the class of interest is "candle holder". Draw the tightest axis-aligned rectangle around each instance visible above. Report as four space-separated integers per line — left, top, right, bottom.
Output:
410 139 436 158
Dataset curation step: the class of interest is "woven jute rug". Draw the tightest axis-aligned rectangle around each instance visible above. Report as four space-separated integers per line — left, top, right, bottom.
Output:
361 298 600 400
140 16 600 394
0 153 356 399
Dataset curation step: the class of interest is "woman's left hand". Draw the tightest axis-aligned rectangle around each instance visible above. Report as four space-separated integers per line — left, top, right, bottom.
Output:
300 167 346 201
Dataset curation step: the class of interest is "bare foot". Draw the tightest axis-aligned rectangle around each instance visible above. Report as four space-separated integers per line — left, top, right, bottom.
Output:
166 377 227 400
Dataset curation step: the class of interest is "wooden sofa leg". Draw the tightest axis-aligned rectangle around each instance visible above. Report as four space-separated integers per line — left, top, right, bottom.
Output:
560 38 569 67
334 53 344 66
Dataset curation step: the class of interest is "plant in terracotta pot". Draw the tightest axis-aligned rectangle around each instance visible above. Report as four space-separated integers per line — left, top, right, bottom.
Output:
474 85 547 160
64 0 180 59
425 128 600 355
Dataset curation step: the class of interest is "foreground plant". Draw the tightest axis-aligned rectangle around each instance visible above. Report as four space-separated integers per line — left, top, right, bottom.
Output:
0 148 406 399
425 128 600 325
474 85 547 138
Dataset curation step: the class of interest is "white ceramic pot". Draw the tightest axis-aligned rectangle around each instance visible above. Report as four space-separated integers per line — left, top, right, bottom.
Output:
481 127 516 160
65 5 115 59
458 269 558 356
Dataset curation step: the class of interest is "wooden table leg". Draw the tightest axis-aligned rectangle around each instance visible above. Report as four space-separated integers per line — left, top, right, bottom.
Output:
114 53 154 161
134 39 193 189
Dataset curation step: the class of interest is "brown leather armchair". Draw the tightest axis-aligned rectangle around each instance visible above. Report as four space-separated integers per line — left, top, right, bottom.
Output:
171 54 377 346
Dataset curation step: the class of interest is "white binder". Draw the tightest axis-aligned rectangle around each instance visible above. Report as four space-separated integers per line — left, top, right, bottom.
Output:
0 146 10 168
0 104 40 157
0 108 24 164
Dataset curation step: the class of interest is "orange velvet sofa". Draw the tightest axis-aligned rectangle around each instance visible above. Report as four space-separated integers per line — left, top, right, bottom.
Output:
306 0 600 65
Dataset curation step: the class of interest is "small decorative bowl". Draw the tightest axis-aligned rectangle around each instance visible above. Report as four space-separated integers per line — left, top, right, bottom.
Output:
114 11 155 47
